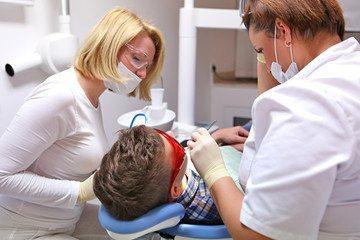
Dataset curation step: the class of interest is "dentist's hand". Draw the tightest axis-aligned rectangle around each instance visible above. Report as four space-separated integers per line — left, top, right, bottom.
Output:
187 128 231 189
77 172 96 202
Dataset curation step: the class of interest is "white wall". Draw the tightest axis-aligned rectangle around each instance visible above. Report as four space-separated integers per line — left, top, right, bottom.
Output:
339 0 360 32
0 0 59 135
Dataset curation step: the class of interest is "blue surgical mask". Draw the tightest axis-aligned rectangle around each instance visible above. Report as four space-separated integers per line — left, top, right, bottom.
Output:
271 25 299 84
104 62 142 94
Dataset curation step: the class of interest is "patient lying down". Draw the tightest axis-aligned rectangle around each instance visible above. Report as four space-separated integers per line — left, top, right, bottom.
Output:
93 125 243 225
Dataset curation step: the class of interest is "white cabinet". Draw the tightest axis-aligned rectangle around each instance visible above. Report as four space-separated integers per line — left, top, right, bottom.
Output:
210 74 258 128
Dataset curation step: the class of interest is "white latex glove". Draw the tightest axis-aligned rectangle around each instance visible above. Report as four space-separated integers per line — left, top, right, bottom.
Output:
187 128 231 189
77 172 96 202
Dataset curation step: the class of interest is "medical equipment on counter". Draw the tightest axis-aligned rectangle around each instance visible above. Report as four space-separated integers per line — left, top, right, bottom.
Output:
118 109 176 132
117 88 176 132
98 202 232 240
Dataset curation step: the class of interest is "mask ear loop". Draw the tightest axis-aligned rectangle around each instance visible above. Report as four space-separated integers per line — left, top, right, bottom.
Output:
285 29 292 47
286 29 295 63
274 24 295 64
274 25 279 63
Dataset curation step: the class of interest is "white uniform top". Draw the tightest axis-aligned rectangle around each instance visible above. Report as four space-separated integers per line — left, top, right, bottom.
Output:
239 37 360 240
0 68 109 229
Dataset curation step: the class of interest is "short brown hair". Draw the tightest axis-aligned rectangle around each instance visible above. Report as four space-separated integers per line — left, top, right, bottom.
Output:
73 7 165 101
93 125 171 220
242 0 345 41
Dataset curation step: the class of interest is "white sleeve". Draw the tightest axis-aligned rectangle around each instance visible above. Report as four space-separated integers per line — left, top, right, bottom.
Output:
240 85 354 239
0 84 79 209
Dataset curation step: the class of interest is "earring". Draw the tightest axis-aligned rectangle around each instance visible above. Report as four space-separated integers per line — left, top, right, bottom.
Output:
284 40 291 47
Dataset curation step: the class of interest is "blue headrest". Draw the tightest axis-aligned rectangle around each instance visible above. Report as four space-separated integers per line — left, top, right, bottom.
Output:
98 203 185 238
99 202 231 239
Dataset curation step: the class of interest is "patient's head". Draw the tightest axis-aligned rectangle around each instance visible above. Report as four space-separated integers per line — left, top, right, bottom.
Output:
93 125 187 220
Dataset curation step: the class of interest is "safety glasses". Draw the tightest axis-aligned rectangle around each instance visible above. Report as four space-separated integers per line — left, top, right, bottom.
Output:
239 0 252 17
124 43 152 71
155 129 186 187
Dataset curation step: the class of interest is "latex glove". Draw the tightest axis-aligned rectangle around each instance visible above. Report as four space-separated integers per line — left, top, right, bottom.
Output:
187 128 231 189
77 172 96 202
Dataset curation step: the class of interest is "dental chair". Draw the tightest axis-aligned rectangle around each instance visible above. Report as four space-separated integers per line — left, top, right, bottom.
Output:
98 202 232 240
98 145 243 240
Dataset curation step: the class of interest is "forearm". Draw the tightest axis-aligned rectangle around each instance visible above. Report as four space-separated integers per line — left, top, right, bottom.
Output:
210 178 271 240
0 101 79 208
0 170 79 208
257 60 279 95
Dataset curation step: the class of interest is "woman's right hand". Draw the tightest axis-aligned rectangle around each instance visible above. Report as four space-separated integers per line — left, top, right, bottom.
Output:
187 128 231 189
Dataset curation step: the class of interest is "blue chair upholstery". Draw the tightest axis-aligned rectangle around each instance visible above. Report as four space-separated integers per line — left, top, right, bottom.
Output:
159 223 231 239
242 120 252 131
98 203 232 240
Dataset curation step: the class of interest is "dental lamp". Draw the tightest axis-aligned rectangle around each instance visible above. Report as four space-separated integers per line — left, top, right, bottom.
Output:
5 0 78 77
5 32 78 77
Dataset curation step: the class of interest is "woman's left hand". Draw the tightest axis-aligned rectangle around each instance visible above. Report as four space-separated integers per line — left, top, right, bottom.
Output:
78 172 96 202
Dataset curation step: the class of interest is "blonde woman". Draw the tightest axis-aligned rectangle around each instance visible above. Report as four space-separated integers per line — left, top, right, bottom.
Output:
0 7 165 239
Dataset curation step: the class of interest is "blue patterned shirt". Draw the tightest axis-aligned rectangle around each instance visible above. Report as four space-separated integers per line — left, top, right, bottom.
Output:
176 169 222 225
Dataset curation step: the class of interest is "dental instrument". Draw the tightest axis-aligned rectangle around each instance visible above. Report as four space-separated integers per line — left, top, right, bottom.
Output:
207 120 217 130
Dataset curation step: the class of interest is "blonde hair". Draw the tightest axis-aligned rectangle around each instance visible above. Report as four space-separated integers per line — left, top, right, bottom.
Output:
242 0 345 41
73 7 165 101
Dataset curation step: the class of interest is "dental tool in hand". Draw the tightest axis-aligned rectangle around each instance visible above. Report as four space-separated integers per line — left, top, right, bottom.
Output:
207 120 217 130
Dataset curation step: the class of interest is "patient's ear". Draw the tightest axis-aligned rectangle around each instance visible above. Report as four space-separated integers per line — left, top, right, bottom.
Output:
169 183 182 200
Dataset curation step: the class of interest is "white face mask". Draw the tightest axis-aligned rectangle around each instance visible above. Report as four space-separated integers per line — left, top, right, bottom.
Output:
104 62 142 94
271 25 299 84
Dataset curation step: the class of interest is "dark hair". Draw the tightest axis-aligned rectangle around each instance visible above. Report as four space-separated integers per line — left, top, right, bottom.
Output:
93 125 171 220
242 0 345 41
